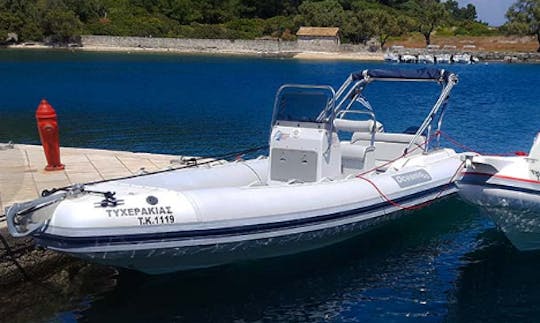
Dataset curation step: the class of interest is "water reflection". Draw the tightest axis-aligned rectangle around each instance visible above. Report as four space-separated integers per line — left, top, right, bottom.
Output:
448 228 540 322
0 262 117 322
74 199 483 322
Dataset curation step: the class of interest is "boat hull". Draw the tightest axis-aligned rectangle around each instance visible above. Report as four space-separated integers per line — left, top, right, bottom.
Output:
458 173 540 251
28 150 462 274
36 186 455 274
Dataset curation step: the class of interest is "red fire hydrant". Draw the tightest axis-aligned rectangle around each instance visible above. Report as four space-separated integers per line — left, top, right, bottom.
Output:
36 99 64 171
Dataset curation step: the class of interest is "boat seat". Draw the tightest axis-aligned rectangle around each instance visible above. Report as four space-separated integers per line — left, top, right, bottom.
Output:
340 141 375 174
352 132 426 166
530 133 540 160
528 133 540 178
333 119 383 133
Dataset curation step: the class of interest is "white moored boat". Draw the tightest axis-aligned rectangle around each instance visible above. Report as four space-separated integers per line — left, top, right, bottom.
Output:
453 53 472 64
400 54 417 63
435 54 452 64
383 51 400 63
7 68 464 274
457 134 540 251
418 54 435 64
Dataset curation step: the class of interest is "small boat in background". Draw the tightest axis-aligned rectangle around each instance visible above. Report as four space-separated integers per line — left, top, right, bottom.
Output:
418 54 435 64
384 51 400 63
383 51 479 65
457 134 540 251
453 53 479 64
401 54 417 63
435 54 452 64
453 53 472 64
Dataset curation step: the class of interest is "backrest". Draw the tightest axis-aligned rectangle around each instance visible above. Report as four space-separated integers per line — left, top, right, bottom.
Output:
529 132 540 160
352 132 426 145
333 119 384 133
528 132 540 180
351 132 426 162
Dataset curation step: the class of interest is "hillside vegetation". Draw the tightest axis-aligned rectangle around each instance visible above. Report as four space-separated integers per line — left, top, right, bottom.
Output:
0 0 516 48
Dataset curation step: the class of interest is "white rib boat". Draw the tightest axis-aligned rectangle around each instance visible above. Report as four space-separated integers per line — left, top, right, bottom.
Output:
457 134 540 251
383 51 400 63
7 68 464 274
400 54 417 63
435 54 452 64
453 53 472 64
418 54 435 64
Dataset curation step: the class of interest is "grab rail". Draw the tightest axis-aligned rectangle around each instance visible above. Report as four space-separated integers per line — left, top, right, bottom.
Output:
335 110 377 148
6 192 68 237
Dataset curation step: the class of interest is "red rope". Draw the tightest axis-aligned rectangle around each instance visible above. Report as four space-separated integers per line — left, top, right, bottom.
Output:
437 130 515 157
356 160 465 211
351 129 514 211
356 132 438 176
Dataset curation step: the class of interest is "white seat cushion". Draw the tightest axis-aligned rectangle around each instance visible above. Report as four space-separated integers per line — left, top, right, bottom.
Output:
333 119 383 133
351 132 425 145
351 132 426 162
341 142 369 160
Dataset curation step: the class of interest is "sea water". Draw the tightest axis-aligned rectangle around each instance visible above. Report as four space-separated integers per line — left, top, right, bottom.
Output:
0 49 539 322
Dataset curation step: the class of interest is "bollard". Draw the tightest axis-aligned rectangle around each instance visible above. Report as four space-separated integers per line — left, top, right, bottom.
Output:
36 99 64 171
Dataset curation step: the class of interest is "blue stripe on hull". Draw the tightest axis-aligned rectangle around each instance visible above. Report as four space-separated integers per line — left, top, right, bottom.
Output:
458 178 540 195
35 184 456 249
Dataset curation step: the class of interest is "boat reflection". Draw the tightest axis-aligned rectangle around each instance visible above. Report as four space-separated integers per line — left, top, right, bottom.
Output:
78 199 482 322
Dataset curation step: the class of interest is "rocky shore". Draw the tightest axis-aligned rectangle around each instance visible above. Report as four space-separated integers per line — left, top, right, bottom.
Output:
391 47 540 62
0 227 118 321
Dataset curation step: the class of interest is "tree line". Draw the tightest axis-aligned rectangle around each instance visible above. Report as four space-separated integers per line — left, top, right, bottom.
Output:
0 0 538 51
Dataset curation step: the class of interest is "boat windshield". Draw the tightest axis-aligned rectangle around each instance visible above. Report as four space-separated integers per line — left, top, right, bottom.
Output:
273 85 334 124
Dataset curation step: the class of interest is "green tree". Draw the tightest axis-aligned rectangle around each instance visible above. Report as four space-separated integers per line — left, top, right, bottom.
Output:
19 20 43 40
238 0 301 18
504 0 540 52
194 0 240 24
341 10 373 43
42 8 82 43
460 4 477 21
0 11 23 33
298 0 345 27
263 15 299 38
444 0 476 21
407 0 448 46
160 0 202 24
378 0 409 6
64 0 107 22
225 18 265 38
363 9 409 49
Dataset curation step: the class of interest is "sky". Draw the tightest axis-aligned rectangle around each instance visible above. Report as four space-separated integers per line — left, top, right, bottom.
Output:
457 0 516 26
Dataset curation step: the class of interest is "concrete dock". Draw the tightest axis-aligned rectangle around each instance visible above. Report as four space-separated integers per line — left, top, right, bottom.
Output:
0 142 210 220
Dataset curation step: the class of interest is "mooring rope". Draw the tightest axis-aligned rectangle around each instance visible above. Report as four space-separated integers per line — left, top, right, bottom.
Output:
39 144 269 196
0 232 31 281
437 130 516 157
356 160 466 211
352 128 524 212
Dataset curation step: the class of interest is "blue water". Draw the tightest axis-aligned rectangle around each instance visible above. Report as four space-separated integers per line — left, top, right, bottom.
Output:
1 49 539 322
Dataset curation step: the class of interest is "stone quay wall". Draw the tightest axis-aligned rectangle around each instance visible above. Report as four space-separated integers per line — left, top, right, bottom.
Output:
71 36 540 61
81 35 370 54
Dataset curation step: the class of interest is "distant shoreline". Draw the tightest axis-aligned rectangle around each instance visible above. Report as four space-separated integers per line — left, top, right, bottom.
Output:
4 43 385 61
4 40 539 63
80 45 386 61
